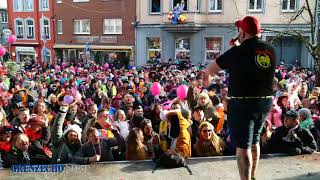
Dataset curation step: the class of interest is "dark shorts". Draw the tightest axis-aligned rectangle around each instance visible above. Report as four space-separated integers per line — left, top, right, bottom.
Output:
228 98 272 149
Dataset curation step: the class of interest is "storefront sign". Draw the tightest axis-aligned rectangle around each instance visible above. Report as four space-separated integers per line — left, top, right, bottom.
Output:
99 36 117 44
73 36 99 44
15 47 35 52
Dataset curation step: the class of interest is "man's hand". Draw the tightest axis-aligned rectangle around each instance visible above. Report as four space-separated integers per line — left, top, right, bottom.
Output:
202 70 214 88
89 155 101 162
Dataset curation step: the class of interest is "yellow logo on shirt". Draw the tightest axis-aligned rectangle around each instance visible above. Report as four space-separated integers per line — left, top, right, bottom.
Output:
255 51 272 69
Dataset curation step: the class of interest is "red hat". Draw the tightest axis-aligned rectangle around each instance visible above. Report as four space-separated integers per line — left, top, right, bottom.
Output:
28 115 45 126
235 16 261 35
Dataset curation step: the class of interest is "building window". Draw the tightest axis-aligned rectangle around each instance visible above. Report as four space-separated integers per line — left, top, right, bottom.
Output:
282 0 296 12
172 0 188 11
209 0 222 12
74 19 90 34
150 0 160 14
25 0 34 11
249 0 263 12
175 38 190 62
41 17 50 40
1 12 8 23
40 0 50 11
103 19 122 34
26 19 35 39
147 37 161 62
196 0 201 12
15 19 24 39
206 37 222 62
14 0 24 11
57 20 63 34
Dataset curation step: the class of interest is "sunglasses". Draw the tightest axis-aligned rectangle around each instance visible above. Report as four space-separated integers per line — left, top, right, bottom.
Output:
202 129 213 133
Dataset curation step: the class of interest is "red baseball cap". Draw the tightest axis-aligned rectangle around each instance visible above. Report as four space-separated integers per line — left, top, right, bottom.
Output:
235 16 261 35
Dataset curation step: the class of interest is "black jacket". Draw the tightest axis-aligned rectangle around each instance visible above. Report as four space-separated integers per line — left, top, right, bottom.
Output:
74 138 118 164
269 125 317 155
4 146 50 168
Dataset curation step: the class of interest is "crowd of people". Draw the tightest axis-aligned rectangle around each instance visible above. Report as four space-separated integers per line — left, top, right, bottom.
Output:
0 60 319 168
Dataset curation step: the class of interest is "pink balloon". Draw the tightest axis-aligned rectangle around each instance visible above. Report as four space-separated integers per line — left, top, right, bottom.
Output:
104 63 109 69
63 95 74 104
150 82 161 96
311 75 316 82
55 65 61 71
176 85 188 100
8 34 17 44
75 92 82 102
0 47 6 57
282 73 287 79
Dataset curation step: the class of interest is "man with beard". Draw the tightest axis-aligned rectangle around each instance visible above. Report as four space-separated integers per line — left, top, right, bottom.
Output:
75 127 121 164
51 105 86 164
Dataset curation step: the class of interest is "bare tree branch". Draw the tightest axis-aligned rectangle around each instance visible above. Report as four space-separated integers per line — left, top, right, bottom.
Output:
305 0 315 44
289 5 306 24
231 0 240 19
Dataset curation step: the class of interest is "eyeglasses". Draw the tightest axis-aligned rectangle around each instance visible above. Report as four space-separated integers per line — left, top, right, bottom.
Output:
202 129 213 133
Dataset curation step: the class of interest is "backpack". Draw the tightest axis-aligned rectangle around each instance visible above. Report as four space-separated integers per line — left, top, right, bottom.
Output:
152 153 192 175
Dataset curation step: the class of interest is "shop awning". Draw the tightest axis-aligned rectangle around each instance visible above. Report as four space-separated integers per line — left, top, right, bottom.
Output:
54 44 133 50
13 42 40 45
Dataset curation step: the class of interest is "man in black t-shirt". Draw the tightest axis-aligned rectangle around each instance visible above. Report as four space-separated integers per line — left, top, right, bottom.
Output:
203 16 275 180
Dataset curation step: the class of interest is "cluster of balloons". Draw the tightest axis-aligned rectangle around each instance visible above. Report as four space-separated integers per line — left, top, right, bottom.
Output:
178 15 187 23
0 34 17 57
150 82 189 100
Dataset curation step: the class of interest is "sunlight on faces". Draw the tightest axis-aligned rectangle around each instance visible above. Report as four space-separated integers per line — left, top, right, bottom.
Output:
134 109 144 117
171 104 181 110
88 105 98 118
193 110 204 122
1 133 12 143
67 131 78 144
201 127 213 140
15 134 30 151
143 123 153 136
284 117 299 129
88 130 99 144
124 94 134 104
36 102 46 114
198 97 207 106
98 110 110 126
117 111 126 121
19 110 30 124
155 105 163 114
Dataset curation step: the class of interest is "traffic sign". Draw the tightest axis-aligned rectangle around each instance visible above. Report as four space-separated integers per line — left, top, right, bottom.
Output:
2 29 11 36
42 48 48 57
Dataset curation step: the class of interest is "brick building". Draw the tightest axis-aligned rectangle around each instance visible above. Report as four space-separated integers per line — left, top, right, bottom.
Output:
0 7 9 47
54 0 136 65
7 0 55 65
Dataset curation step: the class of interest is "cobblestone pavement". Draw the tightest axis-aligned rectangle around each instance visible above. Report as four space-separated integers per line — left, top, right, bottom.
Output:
1 153 319 180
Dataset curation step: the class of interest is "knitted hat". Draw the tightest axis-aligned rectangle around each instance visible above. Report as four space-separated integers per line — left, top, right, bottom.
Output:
298 108 312 119
63 124 82 140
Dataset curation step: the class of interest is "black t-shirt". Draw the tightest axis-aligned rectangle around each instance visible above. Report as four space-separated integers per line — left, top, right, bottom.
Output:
216 37 276 97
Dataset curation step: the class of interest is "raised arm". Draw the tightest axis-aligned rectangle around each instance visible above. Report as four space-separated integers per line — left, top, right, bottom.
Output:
51 105 68 145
